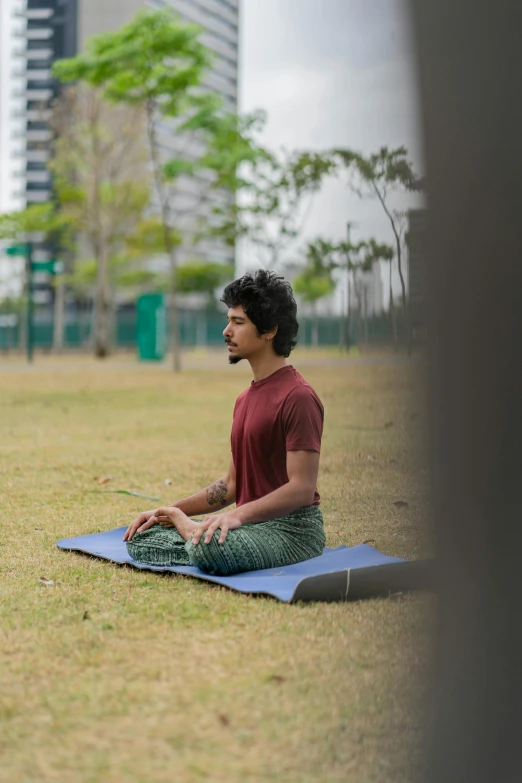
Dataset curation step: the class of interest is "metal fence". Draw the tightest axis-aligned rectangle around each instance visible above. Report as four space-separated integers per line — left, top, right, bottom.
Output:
0 310 407 352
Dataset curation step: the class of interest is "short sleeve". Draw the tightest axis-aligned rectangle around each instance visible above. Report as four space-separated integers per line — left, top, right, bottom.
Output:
282 387 324 452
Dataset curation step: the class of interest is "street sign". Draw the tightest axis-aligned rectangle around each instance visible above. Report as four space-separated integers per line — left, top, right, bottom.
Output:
31 259 64 274
5 244 30 256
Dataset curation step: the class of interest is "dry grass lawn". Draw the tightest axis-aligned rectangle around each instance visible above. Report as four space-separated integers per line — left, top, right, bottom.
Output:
0 349 432 783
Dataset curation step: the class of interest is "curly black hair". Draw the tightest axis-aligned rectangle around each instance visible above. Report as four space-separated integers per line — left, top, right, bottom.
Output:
221 270 298 357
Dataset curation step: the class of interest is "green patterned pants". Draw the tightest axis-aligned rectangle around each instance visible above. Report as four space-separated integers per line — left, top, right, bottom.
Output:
126 505 326 576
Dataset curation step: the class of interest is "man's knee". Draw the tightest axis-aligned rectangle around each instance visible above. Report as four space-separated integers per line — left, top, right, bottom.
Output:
185 532 238 576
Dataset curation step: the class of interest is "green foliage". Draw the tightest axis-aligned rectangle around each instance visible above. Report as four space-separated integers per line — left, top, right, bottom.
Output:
294 239 336 305
68 258 97 289
163 159 197 181
336 239 394 274
0 203 71 242
52 9 219 200
200 110 271 193
52 9 227 368
175 261 234 299
333 145 422 354
66 255 165 296
204 142 336 265
294 272 334 304
333 146 422 194
304 238 339 271
114 268 161 289
52 9 212 112
125 216 180 258
301 235 394 297
285 151 336 194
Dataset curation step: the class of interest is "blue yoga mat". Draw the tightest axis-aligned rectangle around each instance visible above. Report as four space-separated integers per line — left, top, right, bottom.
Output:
56 527 432 602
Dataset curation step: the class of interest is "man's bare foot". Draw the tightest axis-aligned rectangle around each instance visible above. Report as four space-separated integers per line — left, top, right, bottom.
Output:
163 507 198 542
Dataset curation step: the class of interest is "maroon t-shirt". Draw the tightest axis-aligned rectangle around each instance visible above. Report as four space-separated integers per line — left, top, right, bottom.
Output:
231 365 324 507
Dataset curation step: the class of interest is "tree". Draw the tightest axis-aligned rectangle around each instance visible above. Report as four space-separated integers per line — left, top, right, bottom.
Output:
296 236 393 351
0 203 72 352
175 261 234 307
294 243 335 346
333 146 423 354
201 113 336 268
336 238 395 350
242 150 336 267
53 8 222 371
49 85 150 357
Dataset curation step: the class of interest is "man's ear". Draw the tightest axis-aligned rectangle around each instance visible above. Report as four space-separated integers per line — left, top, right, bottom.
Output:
265 324 278 341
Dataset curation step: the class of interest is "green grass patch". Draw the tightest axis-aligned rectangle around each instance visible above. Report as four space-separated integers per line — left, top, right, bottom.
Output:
0 355 432 783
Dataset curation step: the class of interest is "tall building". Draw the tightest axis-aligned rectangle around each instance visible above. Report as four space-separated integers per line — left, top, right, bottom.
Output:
0 0 26 214
9 0 239 267
13 0 78 207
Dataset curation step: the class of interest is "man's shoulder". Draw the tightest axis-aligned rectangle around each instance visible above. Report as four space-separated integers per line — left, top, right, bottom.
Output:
234 388 249 409
285 369 322 401
282 372 324 419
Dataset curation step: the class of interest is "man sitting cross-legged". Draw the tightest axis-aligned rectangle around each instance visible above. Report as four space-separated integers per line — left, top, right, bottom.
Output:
124 270 326 576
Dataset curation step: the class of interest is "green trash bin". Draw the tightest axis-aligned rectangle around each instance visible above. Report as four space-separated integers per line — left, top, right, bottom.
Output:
136 293 166 361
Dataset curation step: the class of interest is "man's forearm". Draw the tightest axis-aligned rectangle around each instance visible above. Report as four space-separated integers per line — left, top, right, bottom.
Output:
235 480 314 525
172 477 236 516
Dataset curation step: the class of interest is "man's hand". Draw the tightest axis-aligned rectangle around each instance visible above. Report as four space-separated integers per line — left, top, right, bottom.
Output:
190 510 243 546
123 507 175 542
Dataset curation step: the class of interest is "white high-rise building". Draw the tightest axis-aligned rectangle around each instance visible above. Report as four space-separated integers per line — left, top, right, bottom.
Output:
0 0 26 214
6 0 239 267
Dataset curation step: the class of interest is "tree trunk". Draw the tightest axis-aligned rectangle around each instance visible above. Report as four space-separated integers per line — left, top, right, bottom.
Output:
353 271 362 350
53 275 65 353
396 244 412 356
93 245 110 358
373 185 411 354
146 102 182 372
312 302 319 347
19 292 27 354
363 286 369 349
169 245 182 372
389 260 398 350
345 266 351 351
338 272 346 353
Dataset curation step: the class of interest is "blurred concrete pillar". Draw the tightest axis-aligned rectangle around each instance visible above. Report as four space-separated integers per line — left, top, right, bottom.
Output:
409 2 522 781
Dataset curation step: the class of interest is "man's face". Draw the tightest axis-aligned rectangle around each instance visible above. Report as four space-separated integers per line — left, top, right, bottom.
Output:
223 306 267 365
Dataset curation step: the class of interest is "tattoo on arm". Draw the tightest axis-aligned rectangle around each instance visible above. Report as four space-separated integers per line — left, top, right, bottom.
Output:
206 480 228 507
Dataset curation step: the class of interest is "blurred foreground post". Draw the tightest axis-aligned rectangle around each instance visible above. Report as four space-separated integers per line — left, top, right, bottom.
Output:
411 2 522 781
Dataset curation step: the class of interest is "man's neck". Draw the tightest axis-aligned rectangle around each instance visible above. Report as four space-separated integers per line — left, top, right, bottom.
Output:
249 354 287 383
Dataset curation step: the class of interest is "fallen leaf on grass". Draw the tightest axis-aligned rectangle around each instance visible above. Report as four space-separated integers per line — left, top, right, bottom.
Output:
218 714 230 726
89 489 160 501
96 475 112 485
266 674 286 685
393 500 409 508
39 577 54 586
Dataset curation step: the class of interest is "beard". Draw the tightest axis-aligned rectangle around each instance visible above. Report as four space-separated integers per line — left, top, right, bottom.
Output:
225 339 242 365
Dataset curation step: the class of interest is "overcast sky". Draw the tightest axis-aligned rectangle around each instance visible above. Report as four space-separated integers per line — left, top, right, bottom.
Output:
238 0 424 293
